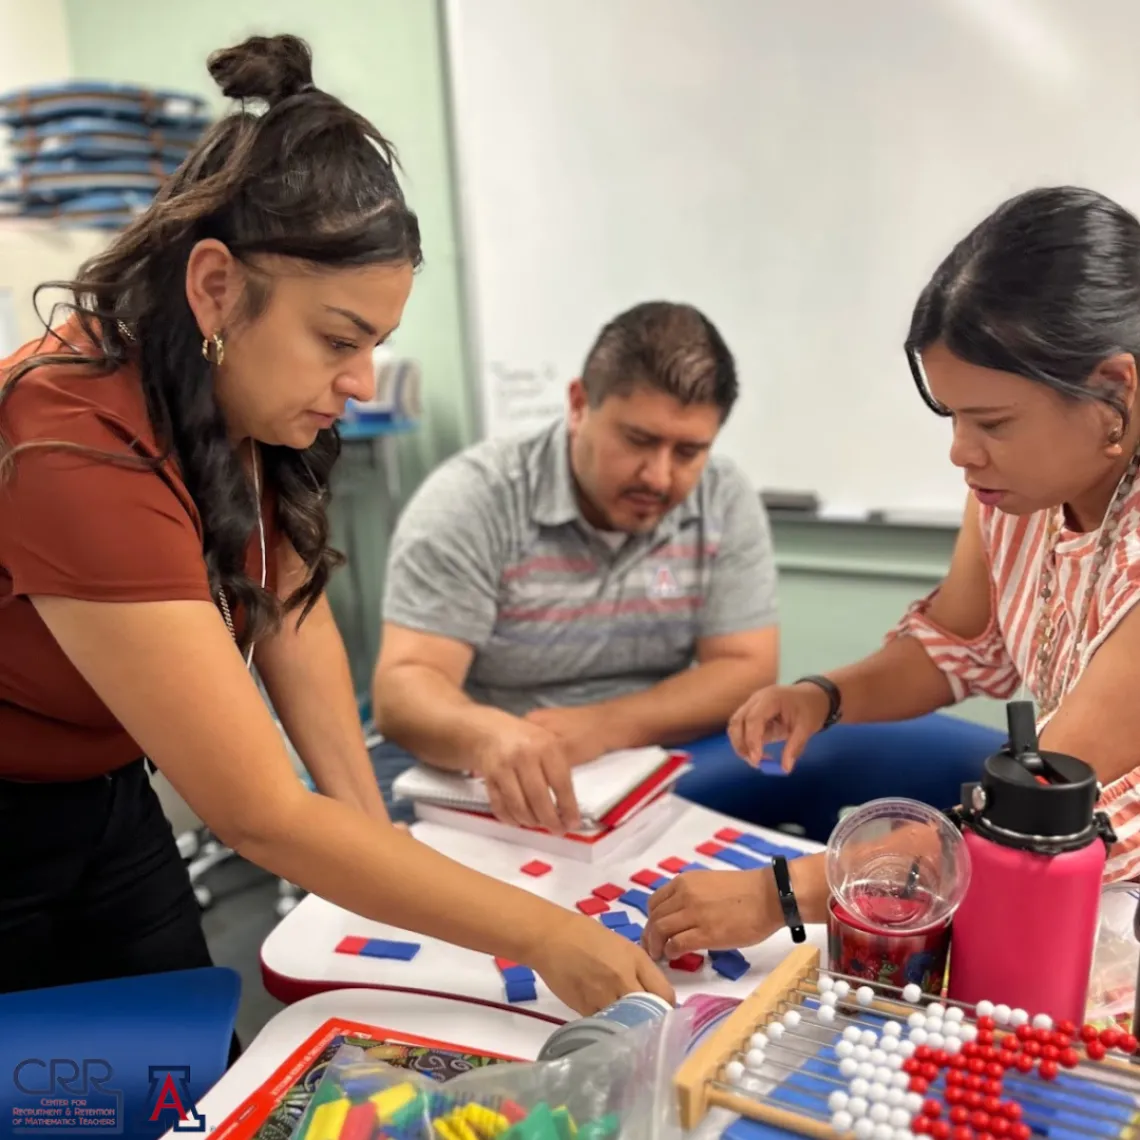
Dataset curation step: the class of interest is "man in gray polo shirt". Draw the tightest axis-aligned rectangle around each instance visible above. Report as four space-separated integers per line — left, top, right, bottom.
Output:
372 301 778 830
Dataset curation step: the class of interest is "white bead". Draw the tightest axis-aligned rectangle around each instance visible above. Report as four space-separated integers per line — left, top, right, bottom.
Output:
844 1026 864 1044
1009 1008 1028 1028
907 1012 926 1030
880 1036 899 1054
817 1004 837 1024
849 1077 869 1099
874 1066 894 1085
942 1020 962 1038
745 1048 765 1070
873 1124 894 1140
885 1087 905 1108
861 1029 879 1048
829 1090 851 1113
893 1131 915 1140
857 1062 876 1080
890 1070 910 1090
926 1032 945 1050
853 1120 874 1140
994 1004 1011 1025
869 1102 891 1124
836 1040 855 1059
783 1009 802 1029
853 1044 871 1063
942 1036 962 1055
925 1018 944 1036
886 1054 905 1070
926 1003 945 1019
750 1031 768 1050
976 1000 995 1019
909 1028 928 1046
724 1059 745 1084
818 975 836 993
883 1020 902 1038
869 1049 887 1066
889 1108 911 1129
1032 1012 1053 1031
867 1081 889 1103
857 985 876 1007
945 1006 965 1023
840 1058 859 1079
904 1092 923 1114
821 991 839 1007
896 1040 916 1059
834 980 851 998
958 1024 978 1043
767 1022 786 1039
848 1095 869 1118
832 1111 854 1133
902 983 922 1003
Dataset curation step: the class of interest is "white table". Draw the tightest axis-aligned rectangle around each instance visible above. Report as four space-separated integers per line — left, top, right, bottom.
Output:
261 800 826 1021
165 989 553 1139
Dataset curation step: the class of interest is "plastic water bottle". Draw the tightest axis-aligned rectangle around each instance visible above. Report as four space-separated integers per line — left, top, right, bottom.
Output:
947 701 1114 1024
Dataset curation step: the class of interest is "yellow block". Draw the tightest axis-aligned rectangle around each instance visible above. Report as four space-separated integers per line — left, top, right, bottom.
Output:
433 1118 462 1140
443 1112 481 1140
370 1083 418 1121
461 1103 510 1138
301 1098 351 1140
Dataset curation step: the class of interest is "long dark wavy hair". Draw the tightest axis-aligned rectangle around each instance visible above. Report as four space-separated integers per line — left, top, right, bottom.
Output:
0 33 422 644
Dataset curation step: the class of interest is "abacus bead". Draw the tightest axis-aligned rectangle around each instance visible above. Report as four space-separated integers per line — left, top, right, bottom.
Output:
903 983 923 1003
1009 1008 1029 1028
922 1099 942 1118
1039 1060 1059 1080
885 1087 905 1108
870 1049 888 1066
927 1033 945 1050
818 975 836 992
893 1130 915 1140
1041 1044 1059 1062
1015 1054 1034 1072
925 1019 944 1037
890 1108 912 1128
884 1020 903 1037
1080 1023 1099 1042
975 1000 995 1019
943 1037 962 1055
854 1044 872 1062
891 1071 911 1090
958 1024 978 1043
874 1066 894 1085
783 1009 802 1028
862 1029 881 1047
818 1005 837 1024
945 1006 965 1023
976 1016 995 1032
821 991 839 1007
931 1124 951 1140
745 1048 765 1070
857 985 876 1006
848 1095 869 1118
1100 1027 1122 1049
881 1036 900 1054
858 1062 877 1080
854 1121 875 1140
767 1022 786 1039
910 1028 929 1046
868 1082 889 1103
1060 1047 1080 1067
1031 1012 1052 1031
872 1125 894 1140
909 1012 927 1030
837 1040 856 1058
887 1054 906 1070
724 1059 745 1084
750 1030 768 1049
846 1026 865 1043
1121 1033 1139 1054
840 1058 859 1078
897 1040 917 1058
994 1004 1012 1025
908 1076 929 1095
870 1103 892 1124
832 1110 855 1133
905 1091 924 1113
834 980 851 997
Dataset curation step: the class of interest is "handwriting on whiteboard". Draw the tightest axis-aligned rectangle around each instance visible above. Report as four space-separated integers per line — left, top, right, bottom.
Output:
486 360 566 433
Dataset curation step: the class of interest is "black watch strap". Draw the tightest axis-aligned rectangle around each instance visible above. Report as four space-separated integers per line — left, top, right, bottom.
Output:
772 855 806 943
795 674 842 730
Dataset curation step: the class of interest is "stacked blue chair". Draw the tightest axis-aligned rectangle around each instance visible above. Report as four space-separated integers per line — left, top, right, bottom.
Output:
0 81 210 228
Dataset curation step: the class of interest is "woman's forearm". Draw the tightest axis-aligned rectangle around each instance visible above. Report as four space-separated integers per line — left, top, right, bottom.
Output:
823 636 956 724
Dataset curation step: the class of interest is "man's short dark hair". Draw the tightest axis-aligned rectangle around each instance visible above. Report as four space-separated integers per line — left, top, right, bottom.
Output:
580 301 738 417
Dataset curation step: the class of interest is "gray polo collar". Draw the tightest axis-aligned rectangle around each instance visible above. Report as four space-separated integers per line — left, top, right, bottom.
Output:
529 418 700 539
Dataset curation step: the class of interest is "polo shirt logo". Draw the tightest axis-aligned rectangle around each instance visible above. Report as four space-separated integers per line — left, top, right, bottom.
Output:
648 564 681 599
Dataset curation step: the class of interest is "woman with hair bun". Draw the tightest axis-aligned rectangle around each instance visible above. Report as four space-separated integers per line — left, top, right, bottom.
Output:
0 34 673 1015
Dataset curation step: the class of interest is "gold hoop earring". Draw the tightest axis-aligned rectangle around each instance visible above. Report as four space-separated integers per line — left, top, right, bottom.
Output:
202 332 225 366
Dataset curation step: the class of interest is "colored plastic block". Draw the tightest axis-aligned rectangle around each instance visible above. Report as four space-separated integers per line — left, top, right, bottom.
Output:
360 938 421 961
709 948 750 981
576 896 609 916
552 1106 578 1140
669 952 705 972
340 1101 379 1140
658 856 688 873
500 1100 527 1125
618 922 644 942
631 868 661 888
715 827 743 842
733 834 804 860
501 965 535 984
494 956 519 972
505 977 537 1003
600 911 632 929
710 845 769 870
695 840 724 857
521 859 552 877
681 862 709 873
592 882 625 901
618 889 650 916
335 935 369 955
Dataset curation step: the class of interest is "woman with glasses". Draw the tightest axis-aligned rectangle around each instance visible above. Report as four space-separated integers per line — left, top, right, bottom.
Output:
644 185 1140 960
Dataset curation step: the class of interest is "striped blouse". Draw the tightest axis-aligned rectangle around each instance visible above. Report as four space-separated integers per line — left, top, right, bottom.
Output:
892 496 1140 882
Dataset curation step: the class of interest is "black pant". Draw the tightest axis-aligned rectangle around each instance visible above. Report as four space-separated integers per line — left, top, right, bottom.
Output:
0 759 215 993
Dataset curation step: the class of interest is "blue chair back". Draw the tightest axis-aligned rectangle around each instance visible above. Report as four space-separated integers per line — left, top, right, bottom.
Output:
0 966 240 1138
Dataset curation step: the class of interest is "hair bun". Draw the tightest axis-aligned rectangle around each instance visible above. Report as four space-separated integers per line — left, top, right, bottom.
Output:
207 34 315 104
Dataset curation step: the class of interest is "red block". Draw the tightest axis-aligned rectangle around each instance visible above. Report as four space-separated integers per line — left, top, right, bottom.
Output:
340 1103 377 1140
521 860 552 877
500 1100 527 1124
669 952 705 972
576 897 609 916
593 883 625 900
696 841 724 857
631 869 662 888
715 827 743 842
658 856 688 873
335 935 368 955
494 957 519 972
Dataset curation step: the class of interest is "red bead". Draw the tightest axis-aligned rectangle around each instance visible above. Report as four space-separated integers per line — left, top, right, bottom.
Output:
962 1041 980 1058
1033 1027 1052 1045
1016 1024 1034 1041
912 1119 931 1136
980 1046 999 1062
1086 1040 1107 1061
1056 1019 1076 1037
904 1058 922 1074
985 1062 1005 1079
923 1099 943 1118
983 1079 1003 1096
1081 1023 1100 1042
982 1096 1002 1114
998 1050 1018 1069
1038 1059 1059 1081
1041 1044 1060 1061
991 1121 1011 1138
1121 1033 1139 1054
1050 1031 1071 1049
968 1058 987 1074
1015 1054 1034 1073
931 1123 951 1140
965 1092 983 1110
970 1111 993 1131
933 1049 951 1068
1100 1027 1122 1049
950 1053 969 1070
921 1062 940 1081
977 1015 996 1031
978 1029 995 1046
1022 1040 1041 1058
1012 1125 1031 1140
999 1033 1019 1051
946 1070 967 1086
950 1129 972 1140
949 1106 970 1125
966 1075 985 1091
1059 1047 1080 1068
946 1087 965 1105
910 1076 930 1094
1003 1102 1022 1121
916 1045 934 1061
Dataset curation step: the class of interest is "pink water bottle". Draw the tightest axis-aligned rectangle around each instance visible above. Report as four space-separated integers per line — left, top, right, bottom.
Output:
947 700 1114 1025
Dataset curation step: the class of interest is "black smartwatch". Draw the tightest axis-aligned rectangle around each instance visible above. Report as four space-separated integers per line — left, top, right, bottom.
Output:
795 674 842 730
772 855 806 943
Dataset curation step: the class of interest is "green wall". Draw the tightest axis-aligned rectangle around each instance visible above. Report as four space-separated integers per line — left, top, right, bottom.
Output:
64 0 1004 734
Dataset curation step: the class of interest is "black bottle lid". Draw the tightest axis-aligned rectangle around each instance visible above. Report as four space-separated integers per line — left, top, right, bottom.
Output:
959 700 1113 854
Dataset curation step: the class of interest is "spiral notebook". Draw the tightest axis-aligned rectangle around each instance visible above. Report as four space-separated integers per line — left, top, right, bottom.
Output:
391 746 681 829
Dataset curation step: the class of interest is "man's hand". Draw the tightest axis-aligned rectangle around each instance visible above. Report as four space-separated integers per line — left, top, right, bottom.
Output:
523 704 612 768
474 719 581 833
643 870 781 959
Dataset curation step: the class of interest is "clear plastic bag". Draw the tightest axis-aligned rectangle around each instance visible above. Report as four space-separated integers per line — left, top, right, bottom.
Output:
1086 882 1140 1025
290 1004 696 1140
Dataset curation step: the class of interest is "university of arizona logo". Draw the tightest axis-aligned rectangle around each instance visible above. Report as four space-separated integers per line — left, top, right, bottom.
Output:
147 1066 205 1132
648 564 681 599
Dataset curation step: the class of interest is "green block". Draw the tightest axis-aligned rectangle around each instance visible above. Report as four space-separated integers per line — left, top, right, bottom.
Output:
388 1089 429 1129
551 1106 577 1140
576 1114 620 1140
513 1103 559 1140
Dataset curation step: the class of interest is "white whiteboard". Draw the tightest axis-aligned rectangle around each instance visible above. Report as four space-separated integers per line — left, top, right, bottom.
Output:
443 0 1140 516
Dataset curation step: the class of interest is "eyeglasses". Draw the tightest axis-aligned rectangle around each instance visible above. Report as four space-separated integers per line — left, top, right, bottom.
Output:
906 347 951 417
